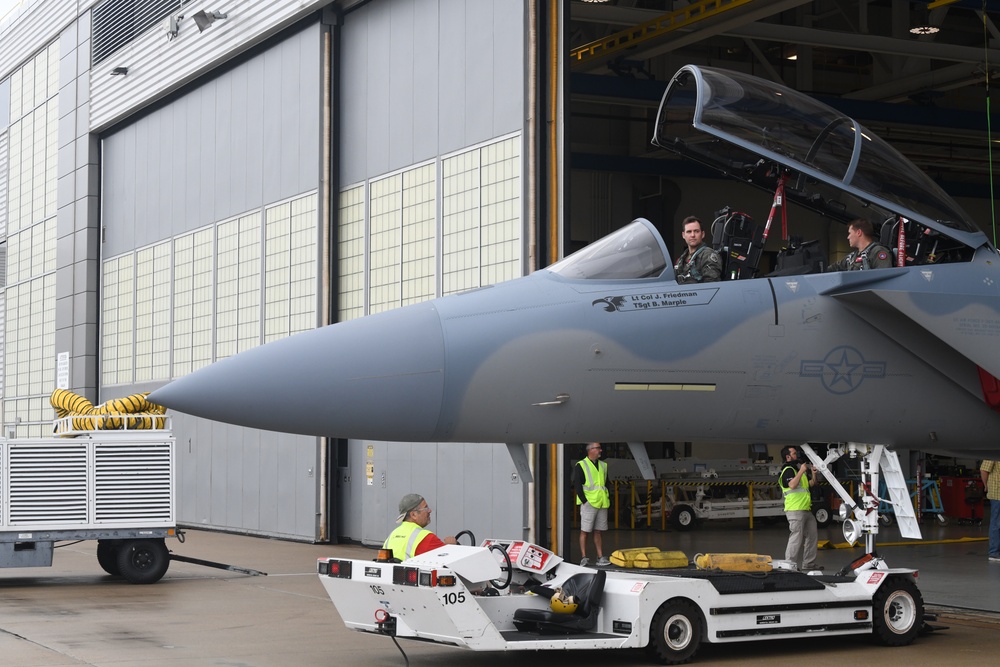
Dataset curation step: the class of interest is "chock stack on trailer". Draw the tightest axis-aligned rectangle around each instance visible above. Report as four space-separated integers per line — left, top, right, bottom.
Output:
695 553 772 572
609 547 689 569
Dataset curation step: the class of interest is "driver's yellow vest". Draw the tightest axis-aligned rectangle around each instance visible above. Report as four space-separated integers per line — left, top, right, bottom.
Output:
780 465 812 511
576 458 610 508
383 521 430 561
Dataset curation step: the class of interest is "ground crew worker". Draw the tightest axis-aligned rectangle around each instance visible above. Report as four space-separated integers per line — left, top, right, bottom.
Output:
779 446 821 571
826 218 893 271
383 493 457 561
573 443 611 567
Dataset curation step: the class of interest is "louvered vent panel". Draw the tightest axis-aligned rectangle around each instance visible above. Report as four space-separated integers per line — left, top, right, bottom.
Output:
8 444 88 524
95 443 173 522
92 0 181 65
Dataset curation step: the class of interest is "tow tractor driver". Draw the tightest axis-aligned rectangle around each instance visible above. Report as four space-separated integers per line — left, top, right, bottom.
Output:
383 493 457 561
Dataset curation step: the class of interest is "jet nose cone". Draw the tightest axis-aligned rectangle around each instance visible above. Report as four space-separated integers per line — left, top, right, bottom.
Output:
148 303 445 439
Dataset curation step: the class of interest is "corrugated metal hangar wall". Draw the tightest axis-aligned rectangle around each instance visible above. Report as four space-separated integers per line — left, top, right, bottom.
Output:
92 0 528 543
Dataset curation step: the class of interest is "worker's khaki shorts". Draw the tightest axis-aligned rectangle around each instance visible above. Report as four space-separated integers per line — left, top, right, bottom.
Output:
580 501 608 532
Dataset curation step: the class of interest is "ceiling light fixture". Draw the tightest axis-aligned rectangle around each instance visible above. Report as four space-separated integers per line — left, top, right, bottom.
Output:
910 25 940 35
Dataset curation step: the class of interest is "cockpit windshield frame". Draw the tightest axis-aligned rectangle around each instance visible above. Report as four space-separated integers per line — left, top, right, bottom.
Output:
547 218 673 281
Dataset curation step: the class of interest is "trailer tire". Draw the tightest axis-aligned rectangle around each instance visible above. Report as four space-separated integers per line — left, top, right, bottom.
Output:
96 540 121 576
872 576 923 646
648 599 703 664
814 506 831 528
670 505 696 531
117 539 170 584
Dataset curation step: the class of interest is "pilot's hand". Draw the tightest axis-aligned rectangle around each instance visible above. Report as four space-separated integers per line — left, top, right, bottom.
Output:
443 536 458 545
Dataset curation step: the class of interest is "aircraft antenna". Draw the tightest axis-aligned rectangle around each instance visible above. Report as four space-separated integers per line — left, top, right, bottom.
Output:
982 1 997 245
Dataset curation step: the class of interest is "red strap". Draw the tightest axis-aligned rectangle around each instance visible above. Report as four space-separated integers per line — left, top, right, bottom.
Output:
763 174 788 243
897 216 907 267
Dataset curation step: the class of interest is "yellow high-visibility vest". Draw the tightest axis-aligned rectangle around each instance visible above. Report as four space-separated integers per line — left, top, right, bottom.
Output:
576 458 610 508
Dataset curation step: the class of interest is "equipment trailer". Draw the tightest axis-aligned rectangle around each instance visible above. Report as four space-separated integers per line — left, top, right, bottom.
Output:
318 443 932 664
0 416 177 584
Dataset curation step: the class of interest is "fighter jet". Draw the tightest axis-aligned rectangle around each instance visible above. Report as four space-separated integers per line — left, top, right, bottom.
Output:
149 65 1000 461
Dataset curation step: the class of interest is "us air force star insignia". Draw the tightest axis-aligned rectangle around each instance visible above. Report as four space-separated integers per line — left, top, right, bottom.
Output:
800 346 887 395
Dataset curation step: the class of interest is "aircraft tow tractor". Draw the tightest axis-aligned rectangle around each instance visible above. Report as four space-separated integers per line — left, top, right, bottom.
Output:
318 443 936 664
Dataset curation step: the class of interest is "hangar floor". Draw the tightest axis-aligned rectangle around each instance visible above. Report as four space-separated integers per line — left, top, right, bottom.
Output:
0 523 996 666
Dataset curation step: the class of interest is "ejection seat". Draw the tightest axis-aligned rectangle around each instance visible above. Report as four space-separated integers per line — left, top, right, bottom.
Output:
512 569 606 634
710 209 763 279
879 217 934 266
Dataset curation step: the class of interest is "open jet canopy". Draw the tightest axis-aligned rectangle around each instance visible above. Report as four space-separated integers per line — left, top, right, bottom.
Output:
652 65 991 253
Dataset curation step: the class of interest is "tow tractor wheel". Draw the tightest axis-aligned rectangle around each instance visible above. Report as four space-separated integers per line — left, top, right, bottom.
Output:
116 538 170 585
872 576 924 646
670 505 696 531
96 540 121 576
648 599 703 664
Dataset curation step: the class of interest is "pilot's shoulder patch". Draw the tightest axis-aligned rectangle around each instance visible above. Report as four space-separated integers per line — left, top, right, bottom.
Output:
877 251 888 260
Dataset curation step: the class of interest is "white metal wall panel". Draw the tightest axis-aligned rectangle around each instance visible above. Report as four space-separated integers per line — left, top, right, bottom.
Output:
101 26 320 256
0 0 89 83
89 0 329 132
339 0 525 185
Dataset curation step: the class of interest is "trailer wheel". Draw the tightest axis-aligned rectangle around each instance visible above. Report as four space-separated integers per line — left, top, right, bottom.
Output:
814 506 831 527
96 540 122 576
872 576 923 646
116 539 170 584
670 505 696 531
648 599 703 664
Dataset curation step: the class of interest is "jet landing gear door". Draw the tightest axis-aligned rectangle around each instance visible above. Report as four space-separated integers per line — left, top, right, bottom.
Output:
627 442 655 480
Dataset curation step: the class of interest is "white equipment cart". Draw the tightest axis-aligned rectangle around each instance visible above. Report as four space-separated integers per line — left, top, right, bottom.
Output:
0 416 177 584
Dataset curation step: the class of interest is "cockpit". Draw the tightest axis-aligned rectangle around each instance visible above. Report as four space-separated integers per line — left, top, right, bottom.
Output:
549 65 992 283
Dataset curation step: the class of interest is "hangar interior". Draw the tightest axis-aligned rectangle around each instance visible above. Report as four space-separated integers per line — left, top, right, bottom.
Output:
0 0 996 554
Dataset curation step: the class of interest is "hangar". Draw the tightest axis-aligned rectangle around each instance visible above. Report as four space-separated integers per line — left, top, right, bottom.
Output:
0 0 995 556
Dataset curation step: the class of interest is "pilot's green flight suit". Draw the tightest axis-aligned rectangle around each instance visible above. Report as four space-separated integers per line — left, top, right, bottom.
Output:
674 243 722 284
827 241 893 271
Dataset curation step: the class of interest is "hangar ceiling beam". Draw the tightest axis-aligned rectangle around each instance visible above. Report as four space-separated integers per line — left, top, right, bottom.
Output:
571 0 812 71
725 22 1000 64
843 61 997 102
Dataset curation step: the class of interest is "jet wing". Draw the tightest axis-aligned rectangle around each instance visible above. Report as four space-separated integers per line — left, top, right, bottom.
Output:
829 275 1000 388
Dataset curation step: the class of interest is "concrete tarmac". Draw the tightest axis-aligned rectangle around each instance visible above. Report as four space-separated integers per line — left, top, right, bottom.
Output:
0 524 998 667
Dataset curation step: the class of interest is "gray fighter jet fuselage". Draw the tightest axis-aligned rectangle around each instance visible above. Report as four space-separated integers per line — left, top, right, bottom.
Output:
148 66 1000 456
